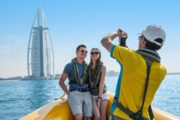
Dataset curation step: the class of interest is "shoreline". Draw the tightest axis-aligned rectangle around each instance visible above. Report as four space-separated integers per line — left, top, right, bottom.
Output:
1 73 180 80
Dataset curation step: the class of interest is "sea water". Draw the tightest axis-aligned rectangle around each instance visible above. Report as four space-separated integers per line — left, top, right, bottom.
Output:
0 75 179 120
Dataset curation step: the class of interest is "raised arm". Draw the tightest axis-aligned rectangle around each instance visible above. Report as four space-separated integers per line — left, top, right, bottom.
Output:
101 29 123 52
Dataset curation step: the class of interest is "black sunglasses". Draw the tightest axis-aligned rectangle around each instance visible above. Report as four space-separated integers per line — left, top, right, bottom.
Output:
90 52 99 55
80 50 88 53
138 35 143 40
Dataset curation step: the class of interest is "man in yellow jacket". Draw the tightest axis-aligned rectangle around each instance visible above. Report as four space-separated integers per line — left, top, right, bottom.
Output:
101 25 167 120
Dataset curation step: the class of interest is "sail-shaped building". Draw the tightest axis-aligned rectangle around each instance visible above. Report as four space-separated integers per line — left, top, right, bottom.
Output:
27 9 54 80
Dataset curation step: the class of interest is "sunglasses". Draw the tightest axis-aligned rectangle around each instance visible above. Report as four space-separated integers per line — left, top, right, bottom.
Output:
90 52 99 55
80 50 88 53
138 35 143 40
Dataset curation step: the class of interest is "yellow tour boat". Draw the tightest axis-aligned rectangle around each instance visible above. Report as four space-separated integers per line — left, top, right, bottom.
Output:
21 93 180 120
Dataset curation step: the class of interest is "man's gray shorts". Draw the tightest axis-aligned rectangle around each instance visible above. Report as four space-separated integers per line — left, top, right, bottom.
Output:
68 91 92 117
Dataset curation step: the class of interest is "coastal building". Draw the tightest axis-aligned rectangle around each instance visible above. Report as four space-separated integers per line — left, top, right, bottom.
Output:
27 8 54 80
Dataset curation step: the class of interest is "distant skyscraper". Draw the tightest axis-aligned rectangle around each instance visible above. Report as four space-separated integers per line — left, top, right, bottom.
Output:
27 8 54 80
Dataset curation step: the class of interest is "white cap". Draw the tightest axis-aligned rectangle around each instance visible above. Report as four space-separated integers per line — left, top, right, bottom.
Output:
142 25 166 46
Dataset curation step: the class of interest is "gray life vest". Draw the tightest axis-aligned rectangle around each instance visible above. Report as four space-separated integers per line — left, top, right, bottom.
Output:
88 63 107 96
88 62 103 88
113 49 160 120
71 58 88 85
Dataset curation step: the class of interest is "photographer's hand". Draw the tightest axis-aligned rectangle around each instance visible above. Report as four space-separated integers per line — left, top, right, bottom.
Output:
119 30 128 47
101 29 123 52
117 29 123 37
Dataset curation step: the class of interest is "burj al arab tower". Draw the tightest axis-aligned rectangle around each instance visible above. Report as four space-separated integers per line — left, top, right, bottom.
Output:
27 8 54 80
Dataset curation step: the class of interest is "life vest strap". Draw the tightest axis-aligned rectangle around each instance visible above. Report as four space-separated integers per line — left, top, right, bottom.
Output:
113 98 147 120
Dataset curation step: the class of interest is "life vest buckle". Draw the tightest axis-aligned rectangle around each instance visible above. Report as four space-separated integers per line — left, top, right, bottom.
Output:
130 111 143 120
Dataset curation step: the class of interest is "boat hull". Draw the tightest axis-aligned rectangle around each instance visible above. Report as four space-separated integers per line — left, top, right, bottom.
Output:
21 93 180 120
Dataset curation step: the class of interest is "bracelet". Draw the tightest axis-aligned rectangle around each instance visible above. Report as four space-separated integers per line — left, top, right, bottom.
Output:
97 96 102 99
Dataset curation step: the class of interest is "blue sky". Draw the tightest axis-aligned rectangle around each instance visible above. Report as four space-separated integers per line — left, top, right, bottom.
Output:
0 0 180 77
